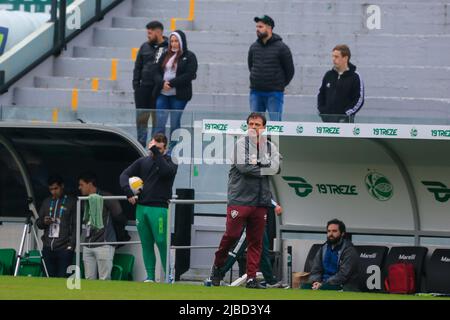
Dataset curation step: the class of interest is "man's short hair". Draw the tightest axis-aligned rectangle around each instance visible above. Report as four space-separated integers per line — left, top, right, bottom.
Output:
78 171 97 187
333 44 351 61
47 174 63 186
152 133 168 147
146 21 164 31
246 112 267 126
327 219 346 234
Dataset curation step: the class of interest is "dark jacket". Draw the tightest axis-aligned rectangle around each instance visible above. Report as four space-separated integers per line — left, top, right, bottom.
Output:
309 238 360 291
133 37 168 89
83 190 128 248
228 136 282 207
155 30 198 101
248 33 295 92
36 194 77 251
119 145 178 208
317 63 365 116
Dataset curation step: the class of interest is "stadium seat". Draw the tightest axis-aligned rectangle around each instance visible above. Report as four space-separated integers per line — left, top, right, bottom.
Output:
0 248 17 275
112 253 135 281
383 246 428 293
426 249 450 294
355 245 389 292
111 264 124 281
303 243 322 273
18 250 44 277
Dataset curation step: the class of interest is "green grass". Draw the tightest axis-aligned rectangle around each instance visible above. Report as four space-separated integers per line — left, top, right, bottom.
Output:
0 276 447 300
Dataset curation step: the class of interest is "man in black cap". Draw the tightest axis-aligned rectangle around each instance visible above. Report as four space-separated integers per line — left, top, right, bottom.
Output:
248 15 295 121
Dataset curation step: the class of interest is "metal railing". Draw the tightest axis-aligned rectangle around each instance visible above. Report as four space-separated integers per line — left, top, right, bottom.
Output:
75 195 227 283
166 199 227 283
0 0 124 93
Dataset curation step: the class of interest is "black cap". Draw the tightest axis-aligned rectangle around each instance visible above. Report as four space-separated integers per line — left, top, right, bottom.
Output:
254 15 275 28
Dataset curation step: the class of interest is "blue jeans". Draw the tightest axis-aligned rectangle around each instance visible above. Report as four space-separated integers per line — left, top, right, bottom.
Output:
249 90 284 121
152 95 188 139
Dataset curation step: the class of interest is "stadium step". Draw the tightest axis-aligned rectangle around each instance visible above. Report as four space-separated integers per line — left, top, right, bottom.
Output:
73 42 449 68
92 28 450 68
12 87 450 121
51 58 450 99
127 4 450 34
5 0 450 121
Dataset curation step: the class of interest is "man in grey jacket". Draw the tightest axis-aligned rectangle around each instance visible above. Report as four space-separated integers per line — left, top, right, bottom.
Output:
210 112 282 289
307 219 360 291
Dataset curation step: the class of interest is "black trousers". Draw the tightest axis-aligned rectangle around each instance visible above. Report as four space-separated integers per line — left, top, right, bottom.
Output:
320 114 355 123
42 247 74 278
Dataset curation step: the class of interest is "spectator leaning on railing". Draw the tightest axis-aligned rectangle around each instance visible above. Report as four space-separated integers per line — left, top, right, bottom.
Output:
317 45 365 123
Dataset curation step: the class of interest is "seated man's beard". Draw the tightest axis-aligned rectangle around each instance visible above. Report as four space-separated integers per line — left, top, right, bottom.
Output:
327 235 341 245
257 31 268 39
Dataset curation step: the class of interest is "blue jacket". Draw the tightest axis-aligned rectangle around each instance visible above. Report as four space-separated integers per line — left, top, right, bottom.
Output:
309 238 360 291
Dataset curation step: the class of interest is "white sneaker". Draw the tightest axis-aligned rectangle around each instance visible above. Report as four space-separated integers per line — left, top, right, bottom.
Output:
144 279 154 283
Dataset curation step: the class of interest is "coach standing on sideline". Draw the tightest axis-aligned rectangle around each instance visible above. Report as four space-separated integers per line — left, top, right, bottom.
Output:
317 45 365 123
210 112 282 289
248 15 295 121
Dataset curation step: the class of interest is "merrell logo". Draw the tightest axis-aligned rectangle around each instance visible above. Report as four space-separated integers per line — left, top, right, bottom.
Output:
441 257 450 263
283 176 313 198
373 128 398 136
316 126 340 135
204 123 228 131
431 130 450 137
422 181 450 202
399 254 416 260
360 253 377 259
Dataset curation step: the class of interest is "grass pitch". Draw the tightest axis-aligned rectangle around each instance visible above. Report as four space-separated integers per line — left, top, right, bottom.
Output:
0 276 447 300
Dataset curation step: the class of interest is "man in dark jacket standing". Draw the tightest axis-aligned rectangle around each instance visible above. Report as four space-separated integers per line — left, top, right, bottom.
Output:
306 219 360 291
317 45 365 123
248 15 294 121
210 112 282 289
36 174 76 278
133 21 168 147
119 133 178 282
